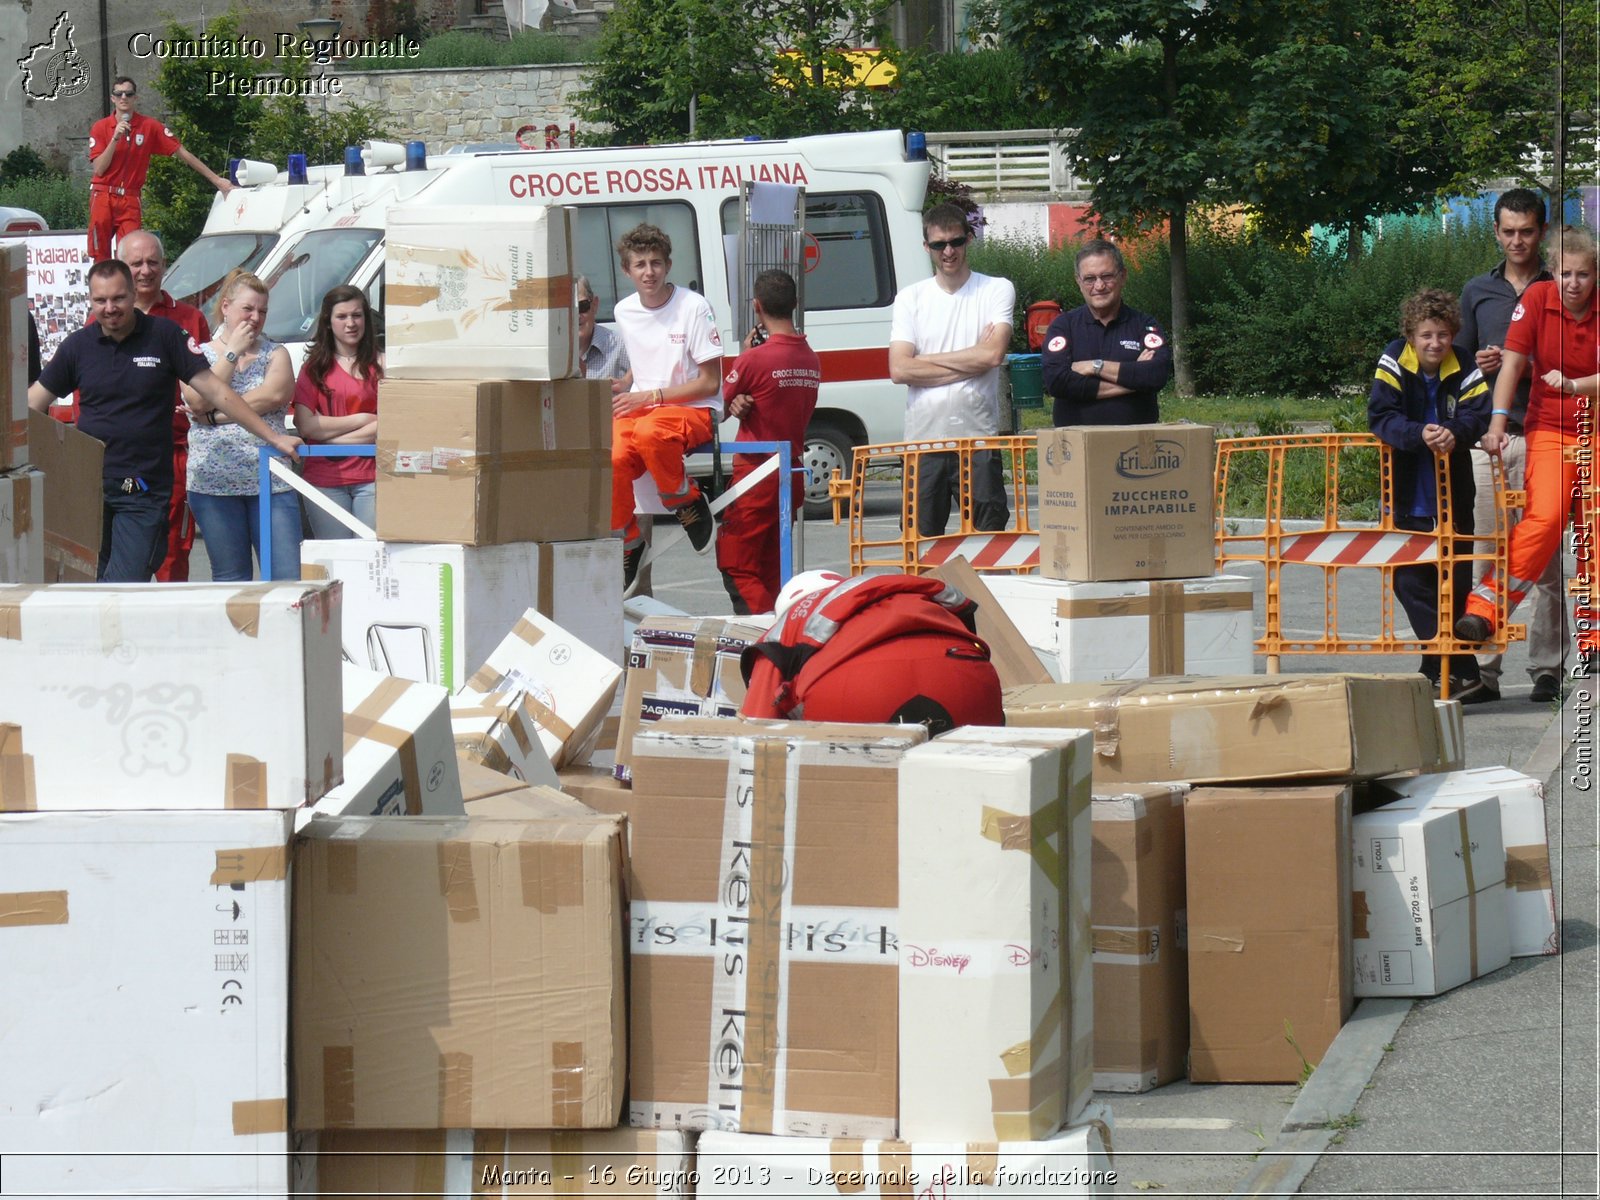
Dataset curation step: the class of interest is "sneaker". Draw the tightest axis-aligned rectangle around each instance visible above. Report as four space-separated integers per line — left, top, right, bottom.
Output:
1451 677 1496 705
623 541 646 589
674 492 715 554
1529 673 1561 703
1454 613 1492 643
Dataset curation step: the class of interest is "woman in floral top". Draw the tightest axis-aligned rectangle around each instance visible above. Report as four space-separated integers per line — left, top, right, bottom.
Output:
182 269 300 580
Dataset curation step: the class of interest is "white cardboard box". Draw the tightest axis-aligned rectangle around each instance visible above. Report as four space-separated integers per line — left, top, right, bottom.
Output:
466 608 623 770
694 1126 1114 1197
1352 791 1511 996
983 573 1254 681
302 538 624 690
1373 766 1557 956
0 809 292 1194
0 582 342 810
386 203 579 380
1431 699 1465 772
451 685 561 787
0 467 43 583
899 729 1094 1142
298 664 464 832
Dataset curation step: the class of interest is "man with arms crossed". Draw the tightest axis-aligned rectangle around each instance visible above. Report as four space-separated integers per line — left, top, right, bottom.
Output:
889 203 1015 536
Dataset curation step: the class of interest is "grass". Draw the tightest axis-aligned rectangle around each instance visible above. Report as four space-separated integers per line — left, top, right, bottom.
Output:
1017 392 1337 435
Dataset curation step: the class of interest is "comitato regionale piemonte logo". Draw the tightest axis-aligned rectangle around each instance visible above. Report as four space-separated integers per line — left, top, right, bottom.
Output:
18 12 90 101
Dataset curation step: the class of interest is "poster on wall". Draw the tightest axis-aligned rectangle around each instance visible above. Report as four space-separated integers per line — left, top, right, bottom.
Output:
16 232 91 364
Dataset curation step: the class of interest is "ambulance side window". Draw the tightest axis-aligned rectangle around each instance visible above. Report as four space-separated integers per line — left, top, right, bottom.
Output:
573 202 700 321
719 191 895 311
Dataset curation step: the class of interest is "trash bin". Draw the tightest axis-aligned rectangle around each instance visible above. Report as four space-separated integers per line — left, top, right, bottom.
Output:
1006 352 1044 432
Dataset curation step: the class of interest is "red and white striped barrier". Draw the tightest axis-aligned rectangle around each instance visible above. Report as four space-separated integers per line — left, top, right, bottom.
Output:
1278 529 1438 566
918 532 1040 571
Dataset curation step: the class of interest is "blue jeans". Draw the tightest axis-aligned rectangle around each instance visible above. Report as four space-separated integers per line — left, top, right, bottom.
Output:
189 489 302 581
99 480 171 582
304 481 377 540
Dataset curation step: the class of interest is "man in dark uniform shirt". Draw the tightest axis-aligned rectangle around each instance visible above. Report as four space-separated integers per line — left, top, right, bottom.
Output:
27 259 300 582
1041 239 1173 425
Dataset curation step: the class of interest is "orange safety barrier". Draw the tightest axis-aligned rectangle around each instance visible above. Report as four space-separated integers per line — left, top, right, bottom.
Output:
828 435 1039 575
1214 432 1523 696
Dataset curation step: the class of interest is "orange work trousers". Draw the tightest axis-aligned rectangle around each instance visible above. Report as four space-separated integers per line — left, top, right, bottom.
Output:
87 190 142 262
611 405 714 545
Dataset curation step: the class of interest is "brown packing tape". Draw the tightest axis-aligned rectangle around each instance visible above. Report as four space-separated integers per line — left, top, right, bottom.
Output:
964 1148 998 1186
1352 890 1371 940
550 1040 585 1127
437 840 481 923
1458 807 1479 979
1091 926 1158 957
521 690 576 745
386 282 443 307
0 590 23 639
537 542 555 618
456 733 516 777
210 845 288 886
828 1140 867 1194
223 583 279 638
493 272 574 312
741 738 789 1134
468 615 544 693
301 563 329 581
690 622 720 698
375 444 607 479
548 1129 584 1197
12 474 32 535
224 754 269 810
0 889 68 927
345 675 426 813
980 799 1062 887
439 1050 473 1127
1056 590 1251 619
1148 580 1186 676
520 839 584 913
323 1045 356 1126
1506 843 1553 892
877 1144 914 1199
997 988 1062 1078
0 723 37 812
231 1097 286 1136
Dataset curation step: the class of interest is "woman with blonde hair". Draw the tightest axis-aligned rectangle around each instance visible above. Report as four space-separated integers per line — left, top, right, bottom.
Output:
181 268 300 579
293 285 382 538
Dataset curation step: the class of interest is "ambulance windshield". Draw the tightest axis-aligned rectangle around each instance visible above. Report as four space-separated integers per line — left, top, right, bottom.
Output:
263 228 383 343
165 233 279 312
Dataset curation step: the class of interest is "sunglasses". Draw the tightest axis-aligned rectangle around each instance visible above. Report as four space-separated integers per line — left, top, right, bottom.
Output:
112 89 135 98
927 236 969 252
577 298 593 314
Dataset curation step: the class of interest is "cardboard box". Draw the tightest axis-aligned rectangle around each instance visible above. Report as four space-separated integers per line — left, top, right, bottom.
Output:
458 749 538 804
0 466 43 583
560 763 634 813
451 686 561 786
694 1126 1113 1197
1185 785 1353 1083
1004 674 1440 788
386 204 579 380
302 537 624 690
376 379 612 546
1351 791 1509 996
465 784 597 820
614 615 770 782
292 814 627 1130
0 582 342 810
27 411 101 582
1431 699 1465 772
466 609 623 770
1372 766 1555 957
0 809 292 1194
626 718 927 1136
983 574 1255 681
1035 424 1216 581
928 557 1053 688
299 664 463 833
898 730 1094 1141
1 243 26 469
297 1128 695 1196
1091 783 1189 1092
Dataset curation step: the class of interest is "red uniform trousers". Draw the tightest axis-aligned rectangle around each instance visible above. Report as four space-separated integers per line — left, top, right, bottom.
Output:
716 456 803 615
1467 429 1597 651
87 189 143 262
156 441 194 582
611 405 714 545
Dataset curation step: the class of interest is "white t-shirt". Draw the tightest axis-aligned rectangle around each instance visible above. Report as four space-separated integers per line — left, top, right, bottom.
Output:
889 270 1016 440
613 284 725 415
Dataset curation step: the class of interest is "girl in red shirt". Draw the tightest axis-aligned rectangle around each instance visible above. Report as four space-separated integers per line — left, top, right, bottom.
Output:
1460 225 1600 665
293 286 382 539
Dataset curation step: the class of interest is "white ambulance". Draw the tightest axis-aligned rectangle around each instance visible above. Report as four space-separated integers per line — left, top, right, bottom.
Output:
166 129 934 512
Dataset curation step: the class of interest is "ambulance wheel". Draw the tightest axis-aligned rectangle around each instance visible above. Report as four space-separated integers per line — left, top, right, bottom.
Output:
803 422 853 519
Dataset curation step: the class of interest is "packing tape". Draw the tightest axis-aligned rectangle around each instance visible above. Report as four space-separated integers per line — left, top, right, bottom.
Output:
1148 580 1186 676
456 732 517 778
964 1149 998 1185
689 622 721 698
12 473 32 534
468 616 543 693
301 563 329 580
345 675 424 813
1457 807 1479 979
1506 843 1553 891
439 1050 473 1127
1057 589 1250 620
210 845 287 886
323 1045 356 1126
550 1040 585 1127
989 1090 1064 1142
224 583 278 638
224 754 269 809
521 690 576 745
44 531 97 582
997 987 1063 1078
1090 925 1159 960
980 800 1062 888
1189 925 1245 952
828 1140 866 1189
0 723 37 811
1352 890 1371 939
231 1097 286 1136
484 391 504 543
877 1143 914 1198
741 738 790 1134
376 445 606 478
521 839 584 913
437 840 481 923
1084 680 1144 761
326 839 359 894
537 543 555 617
0 889 68 927
0 588 24 639
548 1129 584 1197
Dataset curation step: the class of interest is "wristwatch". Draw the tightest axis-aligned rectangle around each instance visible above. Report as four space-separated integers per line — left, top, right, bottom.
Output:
1092 358 1104 374
223 349 239 363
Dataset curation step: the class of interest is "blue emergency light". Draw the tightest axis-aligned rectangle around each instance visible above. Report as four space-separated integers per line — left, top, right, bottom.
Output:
343 146 365 176
287 153 309 185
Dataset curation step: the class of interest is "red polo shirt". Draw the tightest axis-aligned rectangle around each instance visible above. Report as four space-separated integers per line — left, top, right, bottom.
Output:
87 112 182 192
1508 279 1600 438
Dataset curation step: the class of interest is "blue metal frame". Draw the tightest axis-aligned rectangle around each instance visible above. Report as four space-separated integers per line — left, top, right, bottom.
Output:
261 440 799 585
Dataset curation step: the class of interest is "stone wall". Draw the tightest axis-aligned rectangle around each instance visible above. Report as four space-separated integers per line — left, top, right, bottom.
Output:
327 62 593 149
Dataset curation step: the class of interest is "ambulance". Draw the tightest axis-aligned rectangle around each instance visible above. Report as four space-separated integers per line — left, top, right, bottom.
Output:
165 129 935 512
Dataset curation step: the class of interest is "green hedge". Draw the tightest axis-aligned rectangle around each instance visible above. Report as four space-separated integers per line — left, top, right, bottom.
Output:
345 30 593 71
0 174 87 231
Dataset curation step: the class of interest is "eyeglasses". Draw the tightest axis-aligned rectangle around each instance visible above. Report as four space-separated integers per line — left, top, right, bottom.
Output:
577 298 593 314
1078 273 1122 287
926 236 969 252
112 89 135 98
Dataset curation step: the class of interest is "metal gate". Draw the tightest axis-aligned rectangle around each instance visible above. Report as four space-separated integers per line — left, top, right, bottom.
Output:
730 180 806 343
